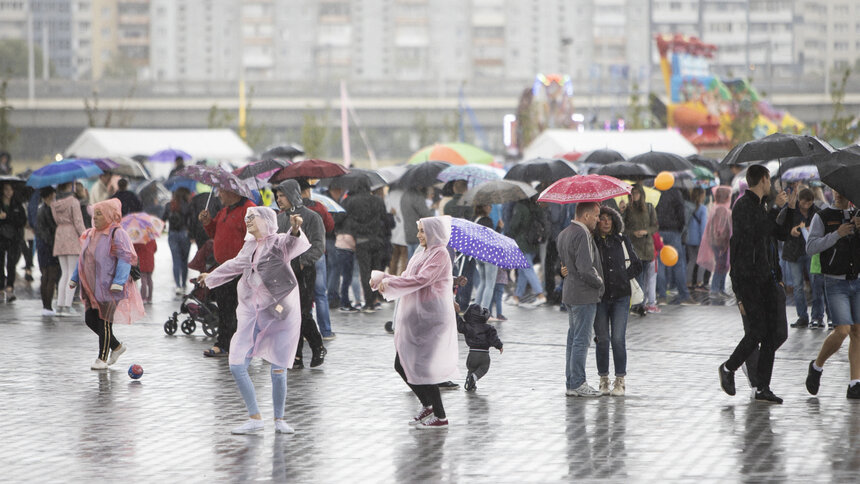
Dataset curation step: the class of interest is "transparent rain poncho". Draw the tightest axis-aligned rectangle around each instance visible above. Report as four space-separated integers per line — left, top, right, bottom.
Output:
697 186 733 274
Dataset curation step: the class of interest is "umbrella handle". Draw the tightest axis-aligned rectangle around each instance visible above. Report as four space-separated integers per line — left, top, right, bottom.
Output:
205 190 213 211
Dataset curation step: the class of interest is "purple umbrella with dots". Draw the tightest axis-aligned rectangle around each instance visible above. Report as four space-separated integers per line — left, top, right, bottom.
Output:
448 218 529 269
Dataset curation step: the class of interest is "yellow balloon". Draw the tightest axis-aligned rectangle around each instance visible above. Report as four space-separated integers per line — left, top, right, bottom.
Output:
660 245 679 266
655 171 675 191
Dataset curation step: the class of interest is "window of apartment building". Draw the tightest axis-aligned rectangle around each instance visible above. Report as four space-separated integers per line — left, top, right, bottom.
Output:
834 41 848 50
835 23 849 33
710 22 732 33
835 5 849 15
320 2 349 16
101 6 110 16
101 27 110 37
78 21 90 33
669 2 682 10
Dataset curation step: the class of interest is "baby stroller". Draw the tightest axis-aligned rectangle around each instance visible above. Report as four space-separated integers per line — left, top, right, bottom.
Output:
163 240 220 337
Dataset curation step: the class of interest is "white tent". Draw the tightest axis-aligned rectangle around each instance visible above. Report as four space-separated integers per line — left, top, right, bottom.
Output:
65 128 254 162
523 129 699 160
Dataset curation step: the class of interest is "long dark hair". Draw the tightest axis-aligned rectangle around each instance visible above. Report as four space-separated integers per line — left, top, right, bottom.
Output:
171 187 191 211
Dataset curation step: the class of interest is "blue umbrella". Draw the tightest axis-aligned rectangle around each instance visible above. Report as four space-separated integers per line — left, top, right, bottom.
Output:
150 148 192 162
163 176 198 192
437 164 501 188
311 192 345 213
27 159 103 188
448 218 529 269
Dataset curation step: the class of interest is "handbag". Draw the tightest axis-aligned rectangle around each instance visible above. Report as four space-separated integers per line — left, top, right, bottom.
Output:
622 239 644 306
110 227 141 281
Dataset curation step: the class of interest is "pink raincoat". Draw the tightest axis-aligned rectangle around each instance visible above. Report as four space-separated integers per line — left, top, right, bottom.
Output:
52 195 86 256
76 199 145 324
697 186 733 273
372 216 459 385
204 206 310 368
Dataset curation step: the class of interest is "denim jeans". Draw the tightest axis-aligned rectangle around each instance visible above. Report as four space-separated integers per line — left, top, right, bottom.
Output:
787 256 824 320
230 357 287 419
566 303 597 389
492 283 505 317
475 261 499 310
314 255 333 336
325 238 339 304
635 260 655 306
168 230 191 288
336 248 355 306
656 230 689 300
823 277 860 326
594 296 630 377
515 251 544 298
710 271 727 293
407 243 419 259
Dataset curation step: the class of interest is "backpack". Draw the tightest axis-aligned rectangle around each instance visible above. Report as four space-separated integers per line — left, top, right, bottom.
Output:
526 205 547 246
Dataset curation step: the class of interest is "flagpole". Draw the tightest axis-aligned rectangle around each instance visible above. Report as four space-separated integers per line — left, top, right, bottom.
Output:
340 80 351 168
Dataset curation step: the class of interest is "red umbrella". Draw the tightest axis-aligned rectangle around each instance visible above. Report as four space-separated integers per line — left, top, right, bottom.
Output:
537 174 631 204
554 151 583 162
268 159 348 183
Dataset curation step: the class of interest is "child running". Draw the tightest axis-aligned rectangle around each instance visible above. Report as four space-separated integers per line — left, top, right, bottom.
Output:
457 303 503 391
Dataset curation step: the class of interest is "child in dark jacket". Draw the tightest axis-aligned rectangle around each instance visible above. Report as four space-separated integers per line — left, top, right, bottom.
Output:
457 303 503 391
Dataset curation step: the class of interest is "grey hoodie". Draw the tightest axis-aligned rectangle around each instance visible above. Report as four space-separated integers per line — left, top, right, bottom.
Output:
274 180 324 267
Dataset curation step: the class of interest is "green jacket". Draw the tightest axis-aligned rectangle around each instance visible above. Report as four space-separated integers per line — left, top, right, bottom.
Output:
622 203 658 261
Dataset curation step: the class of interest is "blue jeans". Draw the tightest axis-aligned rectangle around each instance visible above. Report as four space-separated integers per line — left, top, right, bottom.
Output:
787 256 824 320
475 261 499 310
336 248 355 306
515 251 544 298
823 277 860 326
230 358 287 419
710 271 727 293
492 283 505 317
314 255 333 336
656 230 689 300
566 303 597 389
326 238 339 304
594 296 630 376
167 230 191 288
407 243 419 259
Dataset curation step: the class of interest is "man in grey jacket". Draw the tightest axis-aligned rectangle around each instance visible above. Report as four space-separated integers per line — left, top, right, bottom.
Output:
401 187 435 258
557 202 604 397
274 180 327 368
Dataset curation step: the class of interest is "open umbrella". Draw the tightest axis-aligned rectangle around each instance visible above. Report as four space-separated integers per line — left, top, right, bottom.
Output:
376 165 409 186
397 161 451 189
121 212 165 244
175 165 253 199
580 149 626 165
322 168 388 192
720 133 834 166
596 161 656 181
462 179 536 206
310 192 345 213
686 154 720 172
780 165 819 183
408 142 494 166
233 159 290 180
261 144 304 160
816 145 860 206
163 176 198 193
448 218 529 269
103 156 150 179
150 148 192 162
269 159 348 183
437 164 500 188
628 151 694 173
554 151 583 162
538 175 631 204
504 158 577 184
27 159 103 188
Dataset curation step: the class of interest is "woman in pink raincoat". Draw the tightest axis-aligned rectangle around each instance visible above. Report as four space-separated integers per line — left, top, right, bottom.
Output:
69 199 145 370
198 206 310 435
697 186 733 299
371 215 459 430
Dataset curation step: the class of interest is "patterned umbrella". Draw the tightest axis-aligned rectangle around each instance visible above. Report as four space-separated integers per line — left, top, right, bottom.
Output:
538 175 631 204
174 165 253 198
781 165 819 183
311 192 345 213
150 148 192 162
27 159 103 188
121 212 165 244
448 218 529 269
437 164 500 188
408 142 494 165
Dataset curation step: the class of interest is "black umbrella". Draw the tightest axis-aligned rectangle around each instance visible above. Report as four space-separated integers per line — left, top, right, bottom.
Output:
233 158 290 180
596 161 656 181
321 168 388 191
397 161 451 189
720 133 834 166
261 144 304 160
581 149 626 165
816 145 860 207
686 154 720 172
628 151 694 173
504 158 577 184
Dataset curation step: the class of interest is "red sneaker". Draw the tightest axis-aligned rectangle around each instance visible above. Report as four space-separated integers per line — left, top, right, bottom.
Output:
408 406 434 426
416 416 449 430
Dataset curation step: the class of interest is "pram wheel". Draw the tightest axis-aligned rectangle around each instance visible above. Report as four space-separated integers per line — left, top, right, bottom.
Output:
181 319 197 335
164 320 177 335
202 321 218 338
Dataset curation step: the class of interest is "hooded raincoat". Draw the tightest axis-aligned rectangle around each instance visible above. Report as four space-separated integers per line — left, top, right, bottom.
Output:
697 186 733 273
72 199 145 324
203 206 311 368
371 216 459 385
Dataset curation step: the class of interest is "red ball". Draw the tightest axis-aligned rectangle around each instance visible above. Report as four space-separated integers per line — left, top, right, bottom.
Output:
128 364 144 379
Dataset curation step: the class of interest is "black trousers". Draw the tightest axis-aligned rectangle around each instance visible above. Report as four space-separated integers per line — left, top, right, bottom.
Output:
212 276 240 351
20 239 33 270
355 240 383 308
394 353 445 419
85 308 120 361
466 350 492 380
544 239 561 304
725 281 788 390
40 264 60 310
0 237 20 289
293 261 324 361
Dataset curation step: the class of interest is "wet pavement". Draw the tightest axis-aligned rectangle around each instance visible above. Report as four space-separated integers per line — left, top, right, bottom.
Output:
3 238 860 482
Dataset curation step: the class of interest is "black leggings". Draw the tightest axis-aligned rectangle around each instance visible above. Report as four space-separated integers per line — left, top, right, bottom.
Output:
40 264 60 310
394 353 445 419
466 350 491 380
0 237 20 289
85 308 120 361
293 261 324 360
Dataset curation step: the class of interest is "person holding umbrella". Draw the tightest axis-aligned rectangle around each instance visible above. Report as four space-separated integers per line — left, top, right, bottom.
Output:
52 181 86 316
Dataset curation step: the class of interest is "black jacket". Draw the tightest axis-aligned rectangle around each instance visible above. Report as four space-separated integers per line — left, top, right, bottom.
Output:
656 187 686 232
729 190 788 292
340 183 387 242
112 190 142 216
779 204 819 262
594 207 642 302
456 304 503 351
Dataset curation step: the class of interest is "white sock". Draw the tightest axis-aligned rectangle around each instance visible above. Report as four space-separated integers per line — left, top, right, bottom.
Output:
813 362 823 372
850 380 860 387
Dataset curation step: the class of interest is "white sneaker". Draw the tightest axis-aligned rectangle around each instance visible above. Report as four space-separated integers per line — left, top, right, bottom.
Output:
599 376 610 396
54 307 68 316
610 376 626 397
274 420 295 434
91 358 108 370
528 296 547 307
175 287 184 295
41 309 56 316
566 382 602 397
107 344 127 366
231 419 264 435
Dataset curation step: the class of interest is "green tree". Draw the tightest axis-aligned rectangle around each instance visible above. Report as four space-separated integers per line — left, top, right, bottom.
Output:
819 68 860 148
300 111 328 159
0 80 19 151
0 39 51 77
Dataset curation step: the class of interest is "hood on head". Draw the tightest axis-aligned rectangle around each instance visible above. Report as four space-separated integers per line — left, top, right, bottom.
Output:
599 205 624 235
244 206 279 241
712 186 732 206
418 215 452 248
464 303 490 325
275 179 304 212
93 198 123 226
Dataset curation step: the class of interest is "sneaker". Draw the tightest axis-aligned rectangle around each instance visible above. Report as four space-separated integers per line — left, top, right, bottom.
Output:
527 296 547 307
6 293 16 303
91 358 108 370
175 287 184 295
806 360 822 395
415 416 449 430
754 388 783 404
360 305 377 313
24 270 33 282
847 383 860 400
292 358 304 369
599 376 610 396
384 321 394 333
274 420 295 434
438 381 459 390
59 307 78 317
677 298 697 306
107 344 127 366
495 315 508 322
566 382 602 397
465 373 476 392
809 318 823 329
41 309 56 316
487 316 500 323
719 364 736 396
610 376 626 397
231 419 264 435
409 406 434 426
310 346 327 368
322 333 337 341
339 305 359 313
791 317 810 328
645 305 661 314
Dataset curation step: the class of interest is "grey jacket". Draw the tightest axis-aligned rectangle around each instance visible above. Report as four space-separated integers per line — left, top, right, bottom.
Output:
401 188 434 245
557 221 604 305
274 180 324 267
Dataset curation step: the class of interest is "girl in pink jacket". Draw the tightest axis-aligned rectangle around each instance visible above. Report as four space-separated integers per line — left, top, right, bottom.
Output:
52 182 86 316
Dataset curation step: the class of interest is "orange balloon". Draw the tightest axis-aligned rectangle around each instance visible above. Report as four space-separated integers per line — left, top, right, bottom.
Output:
655 171 675 191
660 245 679 266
